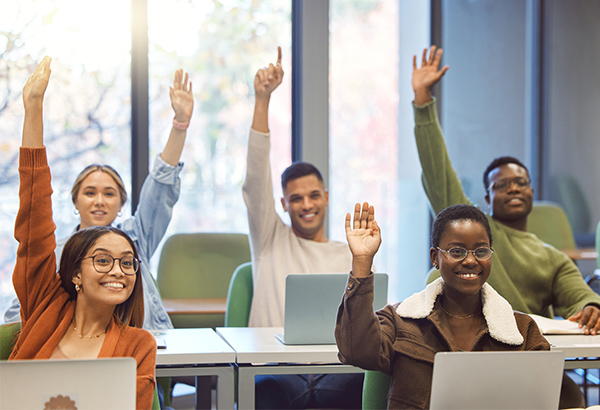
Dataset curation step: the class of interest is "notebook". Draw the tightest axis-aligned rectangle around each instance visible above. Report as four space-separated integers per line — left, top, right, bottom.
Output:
0 357 136 410
276 272 388 345
429 351 564 410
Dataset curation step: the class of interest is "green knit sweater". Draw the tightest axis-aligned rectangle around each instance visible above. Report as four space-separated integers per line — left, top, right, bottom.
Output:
414 99 600 319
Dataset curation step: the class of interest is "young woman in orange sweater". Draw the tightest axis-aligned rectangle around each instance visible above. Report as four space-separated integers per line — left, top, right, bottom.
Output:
9 56 156 409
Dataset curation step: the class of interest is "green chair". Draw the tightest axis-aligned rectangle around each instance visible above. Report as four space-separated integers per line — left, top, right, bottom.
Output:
0 322 21 360
156 232 251 329
224 262 253 327
550 174 595 247
527 200 576 250
362 370 391 409
0 322 160 409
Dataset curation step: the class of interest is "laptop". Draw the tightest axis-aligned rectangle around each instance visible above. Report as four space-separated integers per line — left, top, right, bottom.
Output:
276 273 388 345
0 357 136 410
429 351 564 410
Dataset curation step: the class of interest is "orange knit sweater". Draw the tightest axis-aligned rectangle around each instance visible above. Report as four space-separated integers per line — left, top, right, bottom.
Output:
9 147 156 409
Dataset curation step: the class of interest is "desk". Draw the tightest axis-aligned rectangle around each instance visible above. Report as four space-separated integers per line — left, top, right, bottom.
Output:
560 247 598 261
162 298 227 315
152 328 235 409
546 334 600 369
216 327 363 410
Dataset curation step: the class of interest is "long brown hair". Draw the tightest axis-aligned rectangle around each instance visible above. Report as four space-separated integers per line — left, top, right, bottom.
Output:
59 226 144 328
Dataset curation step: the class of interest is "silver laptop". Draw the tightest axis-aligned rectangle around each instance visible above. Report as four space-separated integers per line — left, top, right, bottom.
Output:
429 351 564 410
0 357 136 410
276 273 388 345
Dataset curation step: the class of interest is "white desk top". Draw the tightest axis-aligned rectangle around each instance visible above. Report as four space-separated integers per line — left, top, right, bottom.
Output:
546 334 600 358
151 328 236 366
216 327 343 364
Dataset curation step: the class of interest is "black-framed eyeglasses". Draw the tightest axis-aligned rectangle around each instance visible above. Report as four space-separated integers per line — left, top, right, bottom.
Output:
83 254 140 275
436 247 494 262
487 177 530 193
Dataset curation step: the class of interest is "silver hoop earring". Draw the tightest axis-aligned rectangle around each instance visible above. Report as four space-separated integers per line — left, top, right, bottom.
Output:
75 284 81 291
74 209 80 215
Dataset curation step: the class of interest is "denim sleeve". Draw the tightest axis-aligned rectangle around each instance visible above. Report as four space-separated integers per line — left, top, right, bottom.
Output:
119 154 183 263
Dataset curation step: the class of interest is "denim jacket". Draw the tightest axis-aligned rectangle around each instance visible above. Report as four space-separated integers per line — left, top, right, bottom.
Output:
5 155 180 330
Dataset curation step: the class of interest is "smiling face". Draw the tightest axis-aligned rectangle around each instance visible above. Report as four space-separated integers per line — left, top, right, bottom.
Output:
485 163 533 229
430 220 492 298
74 171 123 229
72 232 137 309
281 174 329 242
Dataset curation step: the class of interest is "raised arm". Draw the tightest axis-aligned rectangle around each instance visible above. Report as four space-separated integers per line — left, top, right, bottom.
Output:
160 69 194 166
243 47 285 252
15 57 63 321
412 46 470 214
22 56 52 148
345 202 381 277
124 69 192 260
412 45 448 106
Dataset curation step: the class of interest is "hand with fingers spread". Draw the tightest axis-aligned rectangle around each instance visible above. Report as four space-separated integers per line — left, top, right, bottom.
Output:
254 46 284 100
169 69 194 124
345 202 381 277
568 305 600 335
412 45 449 106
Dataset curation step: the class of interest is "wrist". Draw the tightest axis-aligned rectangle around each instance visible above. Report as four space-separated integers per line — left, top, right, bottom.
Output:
172 118 189 130
413 89 433 106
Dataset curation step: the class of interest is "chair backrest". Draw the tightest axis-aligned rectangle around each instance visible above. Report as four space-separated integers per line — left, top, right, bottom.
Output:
362 370 391 409
527 200 576 250
550 174 592 234
425 266 439 286
156 232 250 328
0 322 21 360
224 262 253 327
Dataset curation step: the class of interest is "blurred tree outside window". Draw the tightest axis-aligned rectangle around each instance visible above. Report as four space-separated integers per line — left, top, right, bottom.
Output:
0 0 132 313
146 0 292 270
330 0 430 302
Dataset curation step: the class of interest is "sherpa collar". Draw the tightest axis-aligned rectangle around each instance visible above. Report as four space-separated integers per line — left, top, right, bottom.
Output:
395 278 524 345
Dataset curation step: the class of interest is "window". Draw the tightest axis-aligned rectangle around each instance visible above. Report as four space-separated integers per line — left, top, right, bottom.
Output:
0 0 132 312
329 0 430 301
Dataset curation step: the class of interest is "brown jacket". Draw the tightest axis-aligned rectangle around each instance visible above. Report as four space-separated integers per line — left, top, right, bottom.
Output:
335 274 550 409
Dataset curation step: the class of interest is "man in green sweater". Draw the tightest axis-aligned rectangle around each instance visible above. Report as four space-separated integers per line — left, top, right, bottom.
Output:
412 46 600 407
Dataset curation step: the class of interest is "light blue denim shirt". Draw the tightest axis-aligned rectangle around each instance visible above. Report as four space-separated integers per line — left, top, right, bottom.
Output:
4 155 180 330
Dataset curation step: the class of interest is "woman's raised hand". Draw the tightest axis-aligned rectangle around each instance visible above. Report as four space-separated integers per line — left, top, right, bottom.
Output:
345 202 381 276
169 69 194 124
23 56 52 108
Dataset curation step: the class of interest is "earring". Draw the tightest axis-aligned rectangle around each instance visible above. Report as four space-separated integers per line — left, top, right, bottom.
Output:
433 264 439 270
75 284 81 291
74 209 80 215
117 211 122 217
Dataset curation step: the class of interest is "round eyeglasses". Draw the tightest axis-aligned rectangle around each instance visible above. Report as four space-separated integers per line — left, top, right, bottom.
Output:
83 254 140 275
487 177 530 193
436 247 494 262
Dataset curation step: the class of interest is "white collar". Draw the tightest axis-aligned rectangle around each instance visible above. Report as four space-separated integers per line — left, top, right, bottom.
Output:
395 278 524 345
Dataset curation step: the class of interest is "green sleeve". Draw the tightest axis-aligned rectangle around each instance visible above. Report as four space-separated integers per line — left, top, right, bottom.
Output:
413 99 472 215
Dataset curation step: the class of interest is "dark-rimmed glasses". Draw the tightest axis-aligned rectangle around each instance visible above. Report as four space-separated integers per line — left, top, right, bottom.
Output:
487 177 530 193
83 254 140 275
436 247 494 262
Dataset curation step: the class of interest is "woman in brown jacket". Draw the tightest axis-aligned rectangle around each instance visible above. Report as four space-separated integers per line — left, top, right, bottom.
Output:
335 203 550 409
